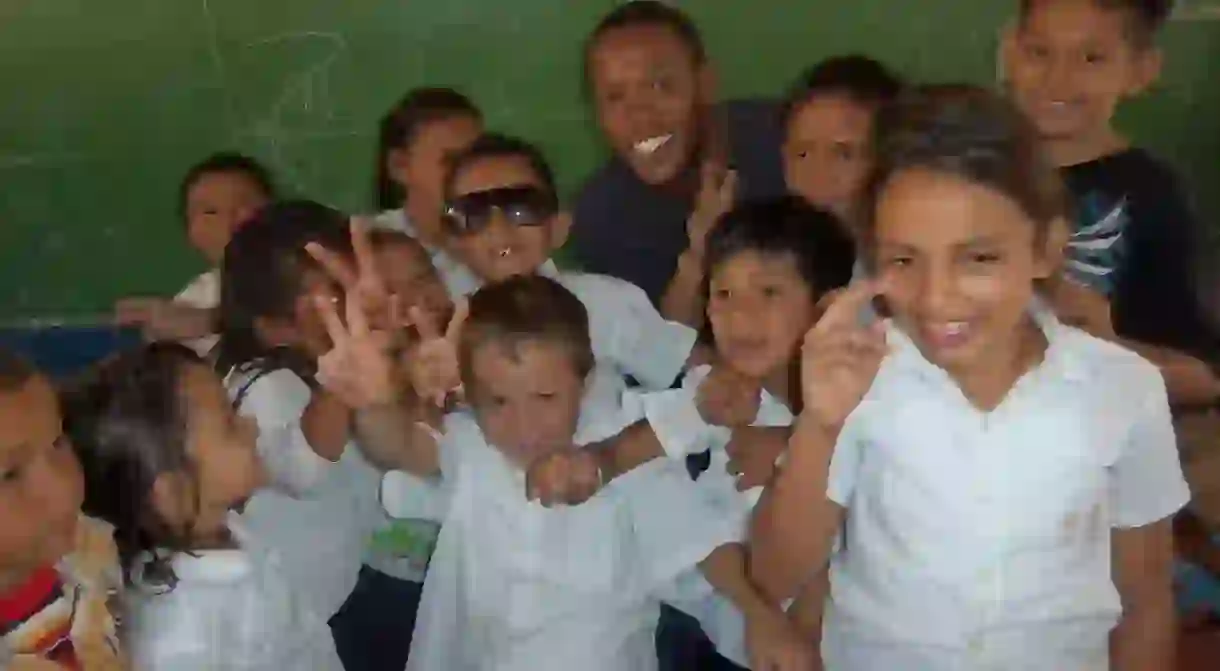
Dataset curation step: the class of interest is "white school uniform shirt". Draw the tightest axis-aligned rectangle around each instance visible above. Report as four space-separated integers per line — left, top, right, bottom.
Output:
629 364 794 668
226 367 381 619
821 310 1190 671
124 513 344 670
173 269 219 356
385 400 739 671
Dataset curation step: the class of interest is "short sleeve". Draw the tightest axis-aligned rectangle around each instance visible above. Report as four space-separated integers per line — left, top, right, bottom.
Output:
598 277 697 389
826 409 867 507
1110 378 1191 528
232 370 332 498
635 366 730 460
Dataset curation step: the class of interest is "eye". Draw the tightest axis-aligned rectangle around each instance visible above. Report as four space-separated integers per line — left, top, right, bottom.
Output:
1083 51 1107 65
1024 43 1050 59
832 144 857 161
711 287 732 300
0 466 19 484
535 391 557 401
886 256 913 268
969 252 1002 264
761 285 782 299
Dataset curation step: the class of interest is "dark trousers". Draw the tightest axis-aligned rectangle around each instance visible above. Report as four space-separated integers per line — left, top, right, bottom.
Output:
329 566 423 671
656 604 747 671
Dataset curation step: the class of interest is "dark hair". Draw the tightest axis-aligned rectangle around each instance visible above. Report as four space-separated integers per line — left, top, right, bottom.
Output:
374 88 483 211
178 152 277 222
0 347 36 392
1019 0 1174 47
862 84 1067 247
61 343 203 586
215 200 352 390
583 1 706 90
705 196 857 302
458 275 595 390
367 226 427 254
443 133 558 202
781 55 904 129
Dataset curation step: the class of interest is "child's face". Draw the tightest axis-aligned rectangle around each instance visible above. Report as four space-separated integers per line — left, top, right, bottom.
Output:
445 156 565 283
375 241 453 328
186 171 271 265
588 25 707 185
160 363 263 540
707 250 818 380
784 95 875 226
466 338 585 469
0 376 84 588
257 265 342 358
872 169 1057 377
1007 0 1159 146
389 115 482 213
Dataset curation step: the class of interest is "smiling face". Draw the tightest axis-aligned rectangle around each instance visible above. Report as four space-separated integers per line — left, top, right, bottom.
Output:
587 24 708 185
1007 0 1159 156
872 168 1058 378
185 171 272 265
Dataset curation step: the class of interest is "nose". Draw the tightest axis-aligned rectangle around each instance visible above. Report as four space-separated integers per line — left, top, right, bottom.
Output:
482 211 514 246
914 263 958 319
1044 54 1077 93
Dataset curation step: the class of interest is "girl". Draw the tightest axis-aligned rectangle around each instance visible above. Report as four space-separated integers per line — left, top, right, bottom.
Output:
751 85 1189 670
373 88 485 297
115 153 276 356
215 201 384 668
61 343 341 669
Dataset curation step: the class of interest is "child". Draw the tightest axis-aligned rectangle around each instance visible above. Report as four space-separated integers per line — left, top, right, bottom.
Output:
1006 0 1220 404
115 153 276 356
751 85 1189 670
315 273 810 671
572 1 786 305
527 196 856 669
782 55 903 240
0 349 125 671
214 201 385 668
61 343 342 669
373 88 486 297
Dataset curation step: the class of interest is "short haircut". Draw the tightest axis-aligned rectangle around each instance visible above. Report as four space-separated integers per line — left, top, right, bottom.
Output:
781 55 904 128
178 152 277 221
1019 0 1174 47
583 1 706 89
705 195 857 301
442 133 558 202
863 84 1067 247
458 275 595 389
0 347 36 393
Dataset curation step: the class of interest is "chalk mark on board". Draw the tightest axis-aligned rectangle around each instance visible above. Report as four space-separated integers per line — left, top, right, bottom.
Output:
201 0 237 132
0 153 89 170
234 31 360 192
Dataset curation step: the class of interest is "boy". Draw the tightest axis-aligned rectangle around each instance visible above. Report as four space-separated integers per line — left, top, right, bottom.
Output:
1006 0 1220 405
0 348 125 670
572 1 786 306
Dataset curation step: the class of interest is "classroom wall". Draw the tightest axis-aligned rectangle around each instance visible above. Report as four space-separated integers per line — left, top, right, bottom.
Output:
1 0 1217 321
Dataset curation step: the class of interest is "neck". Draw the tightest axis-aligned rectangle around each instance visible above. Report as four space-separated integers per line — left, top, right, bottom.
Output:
404 198 444 248
948 317 1047 411
1043 127 1127 167
761 362 796 409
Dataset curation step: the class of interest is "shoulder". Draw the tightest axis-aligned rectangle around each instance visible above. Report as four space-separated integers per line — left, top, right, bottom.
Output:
1056 325 1166 402
1066 148 1185 200
227 368 312 423
555 271 649 305
174 269 219 306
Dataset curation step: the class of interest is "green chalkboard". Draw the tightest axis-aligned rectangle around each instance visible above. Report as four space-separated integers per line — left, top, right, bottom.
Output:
1 1 1216 321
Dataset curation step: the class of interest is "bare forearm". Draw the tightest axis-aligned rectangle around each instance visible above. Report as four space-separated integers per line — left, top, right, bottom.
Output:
352 399 439 475
1111 595 1176 671
660 250 707 329
786 569 829 638
750 417 842 602
699 543 772 622
300 391 352 461
1125 341 1220 407
592 420 666 482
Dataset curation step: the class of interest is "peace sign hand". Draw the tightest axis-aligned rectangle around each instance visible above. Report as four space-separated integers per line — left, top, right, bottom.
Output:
404 301 469 408
687 160 738 259
800 282 889 433
314 288 398 409
306 218 400 332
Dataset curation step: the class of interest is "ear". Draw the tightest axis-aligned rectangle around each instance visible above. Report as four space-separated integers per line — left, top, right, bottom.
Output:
1036 216 1072 280
547 211 573 251
386 147 411 186
150 472 193 535
1128 47 1163 96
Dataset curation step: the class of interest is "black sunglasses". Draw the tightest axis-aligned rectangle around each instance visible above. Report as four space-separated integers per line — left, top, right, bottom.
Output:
441 186 558 236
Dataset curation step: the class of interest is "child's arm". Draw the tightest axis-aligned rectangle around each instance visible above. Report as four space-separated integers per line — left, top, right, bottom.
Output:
698 543 815 671
299 390 352 462
114 298 218 342
786 568 829 641
660 248 706 328
351 398 440 477
660 163 738 329
1111 519 1177 671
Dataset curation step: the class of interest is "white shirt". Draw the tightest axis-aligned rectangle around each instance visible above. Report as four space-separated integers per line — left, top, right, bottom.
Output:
821 312 1191 671
174 269 219 356
631 364 794 667
386 402 738 671
227 367 381 619
125 514 343 670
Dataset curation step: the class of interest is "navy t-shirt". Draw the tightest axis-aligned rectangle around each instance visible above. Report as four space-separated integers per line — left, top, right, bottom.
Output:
570 99 786 304
1061 148 1215 358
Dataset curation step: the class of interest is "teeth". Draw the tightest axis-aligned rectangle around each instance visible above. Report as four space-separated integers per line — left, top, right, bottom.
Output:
634 134 672 155
944 322 967 335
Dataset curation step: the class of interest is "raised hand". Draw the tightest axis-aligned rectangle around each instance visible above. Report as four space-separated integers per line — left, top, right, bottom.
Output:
525 449 603 507
686 160 738 258
800 281 888 432
114 298 214 342
404 301 468 408
725 426 788 491
306 218 399 332
314 288 397 410
696 365 762 428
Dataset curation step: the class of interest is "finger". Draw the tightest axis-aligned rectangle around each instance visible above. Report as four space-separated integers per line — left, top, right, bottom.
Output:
344 289 371 339
812 280 884 336
306 242 359 290
718 169 739 205
349 218 386 291
314 294 349 346
445 299 470 344
410 306 443 342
